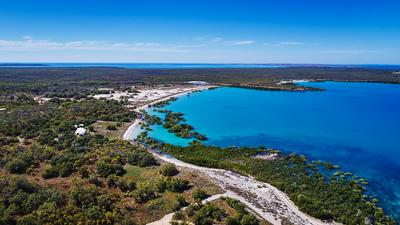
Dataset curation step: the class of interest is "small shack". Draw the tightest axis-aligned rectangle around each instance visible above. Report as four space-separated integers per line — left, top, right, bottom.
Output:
186 81 209 85
74 127 86 136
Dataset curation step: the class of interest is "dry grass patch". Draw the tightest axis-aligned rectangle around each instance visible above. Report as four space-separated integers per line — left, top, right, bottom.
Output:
124 164 159 183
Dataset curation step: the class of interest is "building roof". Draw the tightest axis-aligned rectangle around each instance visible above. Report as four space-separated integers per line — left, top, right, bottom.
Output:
74 127 86 136
186 81 209 85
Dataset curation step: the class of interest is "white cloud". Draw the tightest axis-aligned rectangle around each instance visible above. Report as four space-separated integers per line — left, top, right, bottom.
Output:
0 37 206 52
210 37 223 43
320 49 379 54
0 36 260 53
194 36 208 41
22 35 33 40
275 41 305 47
225 40 255 46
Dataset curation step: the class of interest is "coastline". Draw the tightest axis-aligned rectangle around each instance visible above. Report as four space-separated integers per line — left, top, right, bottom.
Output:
122 85 215 141
121 85 337 225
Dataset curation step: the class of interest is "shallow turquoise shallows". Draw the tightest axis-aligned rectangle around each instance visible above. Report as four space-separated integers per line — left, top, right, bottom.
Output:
146 82 400 220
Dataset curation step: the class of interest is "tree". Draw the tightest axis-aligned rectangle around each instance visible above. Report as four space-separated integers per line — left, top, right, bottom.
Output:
225 217 240 225
106 175 118 188
192 189 209 202
127 151 158 167
59 162 74 177
106 124 117 130
172 196 188 211
172 211 185 220
96 158 126 177
167 179 190 193
89 175 103 187
69 184 98 208
240 214 259 225
159 163 179 177
6 159 28 174
192 215 213 225
42 166 59 179
117 177 136 192
131 186 157 203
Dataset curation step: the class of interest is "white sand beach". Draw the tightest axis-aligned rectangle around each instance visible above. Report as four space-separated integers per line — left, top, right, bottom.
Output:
93 85 213 109
277 79 311 85
122 85 214 140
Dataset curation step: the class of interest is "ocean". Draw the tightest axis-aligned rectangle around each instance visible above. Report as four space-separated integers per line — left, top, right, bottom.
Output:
1 63 400 70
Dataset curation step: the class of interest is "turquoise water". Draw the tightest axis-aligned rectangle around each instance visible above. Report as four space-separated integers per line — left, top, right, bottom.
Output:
146 82 400 220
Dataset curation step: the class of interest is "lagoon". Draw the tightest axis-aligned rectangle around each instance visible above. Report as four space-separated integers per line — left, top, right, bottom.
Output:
146 81 400 220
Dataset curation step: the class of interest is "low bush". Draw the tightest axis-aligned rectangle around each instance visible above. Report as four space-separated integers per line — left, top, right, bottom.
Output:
192 189 209 202
42 166 59 179
159 163 179 176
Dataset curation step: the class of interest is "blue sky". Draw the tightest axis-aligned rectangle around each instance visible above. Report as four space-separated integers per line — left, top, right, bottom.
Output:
1 0 399 64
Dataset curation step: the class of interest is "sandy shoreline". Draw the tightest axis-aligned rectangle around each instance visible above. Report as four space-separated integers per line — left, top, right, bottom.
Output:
277 79 311 85
123 85 214 141
122 85 337 225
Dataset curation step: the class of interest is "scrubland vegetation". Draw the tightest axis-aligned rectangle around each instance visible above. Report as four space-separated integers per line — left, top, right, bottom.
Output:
0 95 212 224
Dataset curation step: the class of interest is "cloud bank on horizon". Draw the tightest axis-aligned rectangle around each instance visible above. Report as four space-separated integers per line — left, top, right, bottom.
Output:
0 0 399 64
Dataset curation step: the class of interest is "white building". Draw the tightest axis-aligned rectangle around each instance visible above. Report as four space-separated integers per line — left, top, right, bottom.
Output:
74 127 86 136
186 81 209 85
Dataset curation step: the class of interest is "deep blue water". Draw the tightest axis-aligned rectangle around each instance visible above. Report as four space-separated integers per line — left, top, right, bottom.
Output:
1 63 400 70
146 82 400 221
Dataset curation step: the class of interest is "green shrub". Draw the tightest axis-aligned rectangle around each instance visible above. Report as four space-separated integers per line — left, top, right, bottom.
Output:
107 175 119 188
173 211 186 220
6 158 28 174
225 217 240 225
88 175 103 187
106 124 117 130
167 179 190 193
159 163 179 177
172 196 188 211
59 162 73 177
78 165 89 178
127 151 158 167
240 214 259 225
96 158 126 177
192 189 209 202
131 186 158 203
117 177 136 192
42 166 59 179
88 125 95 132
225 197 246 214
